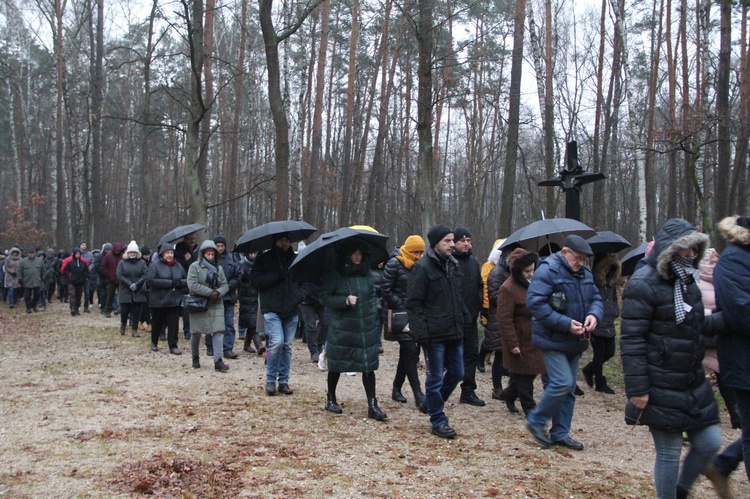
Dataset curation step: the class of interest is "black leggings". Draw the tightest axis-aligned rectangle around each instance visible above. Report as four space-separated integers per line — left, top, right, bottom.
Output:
328 371 377 400
587 335 616 385
393 340 422 395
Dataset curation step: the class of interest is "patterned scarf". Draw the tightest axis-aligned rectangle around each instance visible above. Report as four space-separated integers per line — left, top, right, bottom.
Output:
669 255 699 324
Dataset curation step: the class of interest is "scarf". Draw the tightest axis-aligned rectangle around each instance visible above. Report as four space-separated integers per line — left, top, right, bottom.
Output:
201 258 220 288
670 255 699 324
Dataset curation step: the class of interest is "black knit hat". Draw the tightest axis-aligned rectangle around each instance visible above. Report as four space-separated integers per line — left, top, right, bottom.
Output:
738 217 750 230
427 224 453 248
213 235 228 246
140 246 151 256
453 225 472 241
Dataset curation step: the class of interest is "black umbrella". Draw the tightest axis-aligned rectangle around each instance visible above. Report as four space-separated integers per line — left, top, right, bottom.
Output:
158 223 207 246
499 218 597 254
586 231 632 255
289 227 390 283
233 220 317 254
621 242 649 277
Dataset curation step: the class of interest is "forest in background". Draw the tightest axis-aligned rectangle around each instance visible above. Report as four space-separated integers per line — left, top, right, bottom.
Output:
0 0 748 254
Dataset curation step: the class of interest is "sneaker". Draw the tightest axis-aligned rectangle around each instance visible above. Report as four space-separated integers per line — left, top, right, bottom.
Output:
170 347 182 355
150 343 158 352
317 350 327 371
214 360 229 372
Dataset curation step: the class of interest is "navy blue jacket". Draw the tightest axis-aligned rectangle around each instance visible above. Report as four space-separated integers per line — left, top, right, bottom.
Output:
715 217 750 391
526 251 603 354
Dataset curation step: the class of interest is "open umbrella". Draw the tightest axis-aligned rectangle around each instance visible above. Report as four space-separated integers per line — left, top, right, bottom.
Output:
233 220 317 254
586 231 632 255
499 218 597 254
621 242 649 277
158 223 207 246
289 227 390 282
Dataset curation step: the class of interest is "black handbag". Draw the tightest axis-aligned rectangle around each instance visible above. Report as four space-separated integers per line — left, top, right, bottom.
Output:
383 309 409 334
548 291 567 314
182 294 208 313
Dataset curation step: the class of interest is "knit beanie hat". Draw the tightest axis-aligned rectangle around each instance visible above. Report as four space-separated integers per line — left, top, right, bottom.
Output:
159 243 174 256
427 224 452 248
397 235 426 270
125 240 141 257
140 246 151 256
453 225 472 241
213 235 228 247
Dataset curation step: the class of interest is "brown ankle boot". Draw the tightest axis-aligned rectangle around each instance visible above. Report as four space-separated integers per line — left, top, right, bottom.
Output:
252 333 266 356
492 387 503 400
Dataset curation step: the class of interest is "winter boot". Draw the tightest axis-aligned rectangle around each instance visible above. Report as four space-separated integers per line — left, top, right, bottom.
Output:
492 387 504 400
582 363 594 387
243 335 256 353
192 356 200 369
131 329 141 338
595 376 615 394
325 392 343 414
391 387 407 403
253 333 266 356
367 398 388 421
119 324 126 335
413 389 427 414
214 360 229 372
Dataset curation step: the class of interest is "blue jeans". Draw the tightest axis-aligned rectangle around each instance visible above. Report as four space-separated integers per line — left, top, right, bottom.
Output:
424 339 465 428
527 350 580 441
8 287 17 307
83 278 91 310
223 302 236 352
650 424 721 498
265 313 298 384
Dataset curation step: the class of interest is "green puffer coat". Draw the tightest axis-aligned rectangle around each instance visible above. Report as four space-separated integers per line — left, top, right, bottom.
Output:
320 260 380 374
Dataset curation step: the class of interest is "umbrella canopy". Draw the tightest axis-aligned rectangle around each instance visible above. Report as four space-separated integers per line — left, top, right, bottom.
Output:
233 220 317 254
586 231 632 255
621 242 649 277
498 218 597 254
289 227 390 283
158 223 207 246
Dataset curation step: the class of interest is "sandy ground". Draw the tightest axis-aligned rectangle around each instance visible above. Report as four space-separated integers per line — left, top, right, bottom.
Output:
0 300 747 498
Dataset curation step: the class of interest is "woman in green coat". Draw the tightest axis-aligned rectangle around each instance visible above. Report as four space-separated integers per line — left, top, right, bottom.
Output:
320 243 386 421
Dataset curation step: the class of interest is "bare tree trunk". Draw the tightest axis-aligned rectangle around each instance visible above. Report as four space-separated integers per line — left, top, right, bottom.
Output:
499 0 526 235
543 0 555 218
338 0 359 226
730 2 749 214
714 0 732 225
227 0 247 236
644 0 664 237
415 0 436 233
591 0 607 229
54 0 65 246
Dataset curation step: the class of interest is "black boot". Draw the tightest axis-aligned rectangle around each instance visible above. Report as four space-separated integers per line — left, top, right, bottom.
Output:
214 360 229 372
413 389 427 414
582 363 594 387
391 387 407 403
243 335 256 353
192 356 200 369
254 333 267 356
595 375 615 394
326 392 343 414
368 398 388 421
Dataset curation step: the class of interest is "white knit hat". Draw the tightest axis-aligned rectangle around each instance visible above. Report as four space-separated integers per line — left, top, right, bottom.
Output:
125 240 141 258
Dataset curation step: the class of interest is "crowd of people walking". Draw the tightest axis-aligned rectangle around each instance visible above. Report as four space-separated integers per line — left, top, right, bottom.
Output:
1 214 749 498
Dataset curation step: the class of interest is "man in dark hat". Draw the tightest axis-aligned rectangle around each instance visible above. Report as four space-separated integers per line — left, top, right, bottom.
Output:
407 224 471 439
524 234 603 451
452 225 485 407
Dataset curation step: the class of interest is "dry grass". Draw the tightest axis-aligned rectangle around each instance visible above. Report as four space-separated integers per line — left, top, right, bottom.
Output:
0 301 746 498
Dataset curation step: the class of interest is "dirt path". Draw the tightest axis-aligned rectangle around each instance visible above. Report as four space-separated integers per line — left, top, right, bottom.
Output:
0 300 746 497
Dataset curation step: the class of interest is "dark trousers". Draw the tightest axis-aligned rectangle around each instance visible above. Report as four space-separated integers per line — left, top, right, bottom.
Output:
713 388 750 482
503 373 537 415
328 371 377 401
300 303 326 355
67 283 84 313
105 282 117 313
491 349 508 389
460 319 480 397
584 335 616 388
151 306 181 349
47 282 55 301
24 286 40 311
120 302 143 330
393 339 422 396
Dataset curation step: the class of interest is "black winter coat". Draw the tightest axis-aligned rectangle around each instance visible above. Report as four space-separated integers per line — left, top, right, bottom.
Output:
145 258 187 308
406 246 470 345
117 258 148 304
592 255 621 339
621 218 719 432
453 249 483 319
484 258 510 351
251 246 308 318
218 251 242 303
237 257 259 330
715 217 750 392
380 256 413 341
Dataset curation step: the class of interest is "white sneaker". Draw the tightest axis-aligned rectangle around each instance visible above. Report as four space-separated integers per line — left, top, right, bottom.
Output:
317 349 327 371
344 372 356 376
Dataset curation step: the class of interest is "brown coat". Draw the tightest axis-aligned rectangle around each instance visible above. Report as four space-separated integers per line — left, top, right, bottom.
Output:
497 275 546 376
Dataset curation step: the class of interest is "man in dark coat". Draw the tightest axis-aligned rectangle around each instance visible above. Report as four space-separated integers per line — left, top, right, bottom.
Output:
407 224 470 439
251 234 309 396
213 236 242 359
452 225 485 407
525 235 603 451
707 216 750 494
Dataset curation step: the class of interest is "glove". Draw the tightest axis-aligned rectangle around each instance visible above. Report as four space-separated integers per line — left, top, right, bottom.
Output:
209 291 221 301
173 278 181 287
129 283 137 292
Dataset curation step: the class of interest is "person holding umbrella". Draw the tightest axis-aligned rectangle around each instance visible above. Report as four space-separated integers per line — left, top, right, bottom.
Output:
319 241 387 420
187 240 230 372
251 233 310 395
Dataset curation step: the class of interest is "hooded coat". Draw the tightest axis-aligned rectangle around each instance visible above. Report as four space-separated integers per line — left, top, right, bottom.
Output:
100 242 124 284
714 217 750 392
18 252 44 288
620 218 719 432
319 248 380 373
61 249 89 285
4 248 22 288
187 240 229 335
497 249 545 375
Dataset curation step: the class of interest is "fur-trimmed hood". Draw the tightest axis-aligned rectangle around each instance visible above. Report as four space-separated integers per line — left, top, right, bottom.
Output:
718 216 750 248
593 254 622 288
647 218 709 280
508 248 538 286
